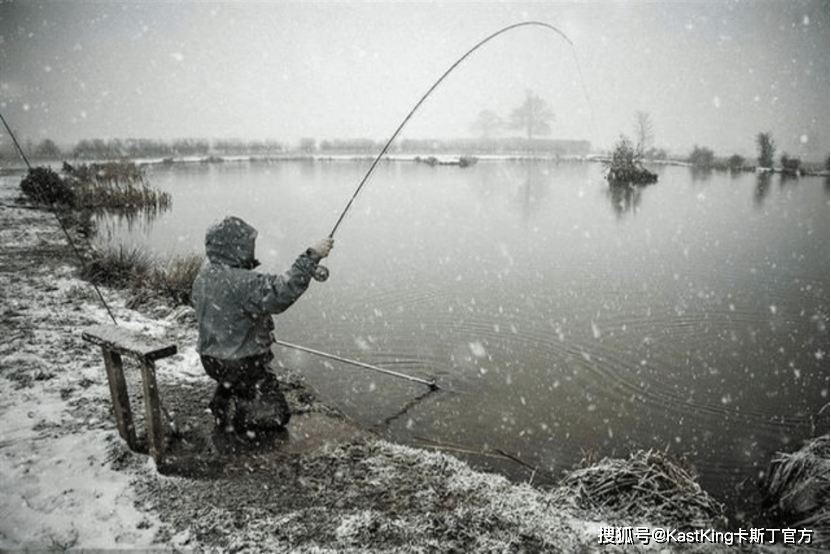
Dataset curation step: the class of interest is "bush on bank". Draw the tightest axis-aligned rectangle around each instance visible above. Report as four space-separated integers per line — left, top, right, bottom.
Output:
19 161 170 210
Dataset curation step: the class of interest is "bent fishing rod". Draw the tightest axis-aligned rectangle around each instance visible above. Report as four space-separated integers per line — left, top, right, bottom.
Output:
310 21 581 283
291 22 584 390
327 20 577 239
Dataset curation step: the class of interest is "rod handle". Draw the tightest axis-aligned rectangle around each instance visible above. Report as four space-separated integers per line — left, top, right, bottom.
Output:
313 264 329 282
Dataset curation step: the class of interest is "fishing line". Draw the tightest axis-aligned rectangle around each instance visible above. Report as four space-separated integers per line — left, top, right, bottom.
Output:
0 111 119 325
328 20 594 239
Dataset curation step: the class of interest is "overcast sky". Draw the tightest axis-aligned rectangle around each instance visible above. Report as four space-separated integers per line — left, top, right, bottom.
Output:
1 0 828 160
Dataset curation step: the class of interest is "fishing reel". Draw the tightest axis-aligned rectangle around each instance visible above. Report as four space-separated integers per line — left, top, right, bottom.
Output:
313 264 329 282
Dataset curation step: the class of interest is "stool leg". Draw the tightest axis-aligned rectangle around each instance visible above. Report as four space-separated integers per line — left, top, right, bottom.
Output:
140 359 165 465
101 348 137 450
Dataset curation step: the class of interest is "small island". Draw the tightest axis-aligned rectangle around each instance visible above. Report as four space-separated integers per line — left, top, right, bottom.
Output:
605 134 658 186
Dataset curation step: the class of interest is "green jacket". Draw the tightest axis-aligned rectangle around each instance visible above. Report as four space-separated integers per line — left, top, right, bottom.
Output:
192 216 321 360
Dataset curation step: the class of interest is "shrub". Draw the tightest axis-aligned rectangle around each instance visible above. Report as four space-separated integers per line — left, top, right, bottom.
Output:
727 154 745 171
605 135 658 185
780 154 802 176
688 145 715 168
20 166 76 205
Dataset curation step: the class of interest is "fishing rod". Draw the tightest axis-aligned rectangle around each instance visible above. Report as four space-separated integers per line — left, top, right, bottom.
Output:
299 22 585 387
0 112 32 169
272 334 438 390
0 111 119 325
326 20 579 240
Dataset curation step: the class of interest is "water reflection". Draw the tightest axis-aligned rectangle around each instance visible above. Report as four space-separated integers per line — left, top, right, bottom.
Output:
689 165 714 183
91 202 170 247
605 183 644 218
754 172 772 207
470 159 556 228
777 170 801 186
728 168 745 180
517 160 552 224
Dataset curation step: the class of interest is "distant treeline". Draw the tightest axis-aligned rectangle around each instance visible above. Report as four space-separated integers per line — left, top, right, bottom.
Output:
70 138 285 160
313 137 591 156
2 136 591 162
397 137 591 156
0 137 286 162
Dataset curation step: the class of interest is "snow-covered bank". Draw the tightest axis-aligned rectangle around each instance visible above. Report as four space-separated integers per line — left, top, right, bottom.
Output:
0 183 168 548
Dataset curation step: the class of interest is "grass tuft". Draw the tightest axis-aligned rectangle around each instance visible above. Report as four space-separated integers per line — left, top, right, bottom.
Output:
762 434 830 548
82 244 153 289
552 448 728 530
148 252 205 306
82 243 203 307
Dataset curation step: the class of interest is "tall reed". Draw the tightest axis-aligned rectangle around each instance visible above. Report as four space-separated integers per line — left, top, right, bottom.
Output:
63 161 171 210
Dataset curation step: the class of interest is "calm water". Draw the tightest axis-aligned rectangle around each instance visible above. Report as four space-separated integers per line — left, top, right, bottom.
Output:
102 159 829 520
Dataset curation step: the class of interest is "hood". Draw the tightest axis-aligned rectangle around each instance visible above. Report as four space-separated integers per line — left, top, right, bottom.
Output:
205 216 258 268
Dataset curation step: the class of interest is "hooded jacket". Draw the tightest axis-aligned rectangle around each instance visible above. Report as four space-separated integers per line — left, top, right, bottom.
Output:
192 216 321 360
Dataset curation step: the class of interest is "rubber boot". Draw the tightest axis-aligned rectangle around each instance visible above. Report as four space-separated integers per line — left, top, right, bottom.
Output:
252 374 291 429
208 386 234 433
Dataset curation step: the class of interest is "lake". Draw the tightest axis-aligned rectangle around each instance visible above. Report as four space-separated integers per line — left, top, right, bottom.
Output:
99 158 829 521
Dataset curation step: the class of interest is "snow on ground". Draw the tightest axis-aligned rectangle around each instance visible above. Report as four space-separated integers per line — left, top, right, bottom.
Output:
0 179 194 548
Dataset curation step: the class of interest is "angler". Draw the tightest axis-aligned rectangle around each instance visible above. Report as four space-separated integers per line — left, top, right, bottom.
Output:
191 215 333 441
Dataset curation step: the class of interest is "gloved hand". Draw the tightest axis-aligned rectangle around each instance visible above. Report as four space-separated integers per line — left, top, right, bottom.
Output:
310 237 334 258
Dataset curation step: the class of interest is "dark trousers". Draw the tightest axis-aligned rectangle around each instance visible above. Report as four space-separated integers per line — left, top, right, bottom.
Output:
200 353 290 431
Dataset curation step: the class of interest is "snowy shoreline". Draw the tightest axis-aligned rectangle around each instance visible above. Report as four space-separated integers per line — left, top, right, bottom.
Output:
0 175 819 552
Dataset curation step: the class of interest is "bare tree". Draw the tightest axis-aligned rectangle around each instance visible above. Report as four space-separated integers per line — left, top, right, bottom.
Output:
470 110 504 139
35 138 62 159
633 111 654 157
756 132 776 168
508 90 555 142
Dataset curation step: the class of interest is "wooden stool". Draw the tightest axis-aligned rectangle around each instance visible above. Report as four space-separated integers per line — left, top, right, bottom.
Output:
82 324 177 464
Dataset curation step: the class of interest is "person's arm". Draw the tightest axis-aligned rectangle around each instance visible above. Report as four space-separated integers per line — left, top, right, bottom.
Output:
256 237 334 314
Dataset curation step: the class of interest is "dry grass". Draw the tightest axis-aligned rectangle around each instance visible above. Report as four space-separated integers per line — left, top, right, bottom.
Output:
551 448 728 531
132 436 594 552
81 243 154 289
17 161 171 210
83 243 203 307
63 161 171 210
762 434 830 548
145 251 205 306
